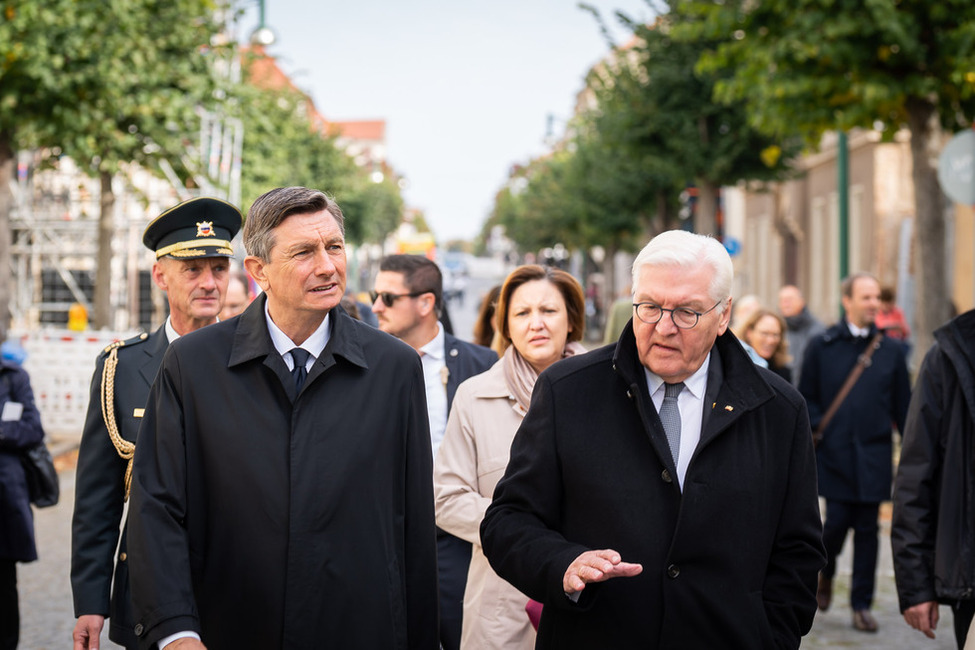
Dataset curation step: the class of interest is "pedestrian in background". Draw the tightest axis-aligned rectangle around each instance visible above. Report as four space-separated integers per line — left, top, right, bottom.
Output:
741 308 792 382
778 284 824 386
434 265 587 650
480 230 824 648
71 197 241 650
799 272 911 633
730 294 767 367
217 268 251 320
876 285 911 342
0 358 46 650
892 307 975 648
127 187 438 649
472 284 501 351
372 254 496 650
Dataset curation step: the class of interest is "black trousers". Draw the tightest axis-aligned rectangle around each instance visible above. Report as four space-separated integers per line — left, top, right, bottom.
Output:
0 559 18 650
437 530 471 650
821 500 880 611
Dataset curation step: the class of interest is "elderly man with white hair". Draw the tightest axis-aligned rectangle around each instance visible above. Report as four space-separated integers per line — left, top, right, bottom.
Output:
481 230 825 649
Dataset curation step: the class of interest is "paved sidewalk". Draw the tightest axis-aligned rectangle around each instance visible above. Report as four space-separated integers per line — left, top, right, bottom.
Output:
802 507 957 649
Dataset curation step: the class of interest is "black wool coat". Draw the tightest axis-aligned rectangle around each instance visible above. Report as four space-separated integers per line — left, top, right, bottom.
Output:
799 322 911 503
128 296 439 650
481 325 825 649
71 326 167 649
892 309 975 609
0 361 45 562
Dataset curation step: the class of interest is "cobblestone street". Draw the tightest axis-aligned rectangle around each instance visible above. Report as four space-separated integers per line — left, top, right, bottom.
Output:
14 455 963 649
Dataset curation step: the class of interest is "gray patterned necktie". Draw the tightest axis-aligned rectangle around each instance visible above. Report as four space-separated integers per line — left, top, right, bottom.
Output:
660 382 684 466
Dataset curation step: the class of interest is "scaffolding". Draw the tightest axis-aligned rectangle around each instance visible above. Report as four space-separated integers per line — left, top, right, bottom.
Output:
9 114 243 333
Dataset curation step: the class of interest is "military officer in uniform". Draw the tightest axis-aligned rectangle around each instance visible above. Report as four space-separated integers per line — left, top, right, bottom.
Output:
70 197 242 650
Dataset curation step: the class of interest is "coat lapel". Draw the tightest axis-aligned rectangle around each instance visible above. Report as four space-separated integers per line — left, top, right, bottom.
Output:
227 295 370 402
613 326 776 467
138 326 169 387
697 333 775 451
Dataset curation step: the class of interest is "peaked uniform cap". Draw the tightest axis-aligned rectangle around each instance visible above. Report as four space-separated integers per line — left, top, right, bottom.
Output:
143 197 243 260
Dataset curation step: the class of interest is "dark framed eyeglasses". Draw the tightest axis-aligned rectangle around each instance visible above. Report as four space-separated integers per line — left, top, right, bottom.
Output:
370 290 424 308
633 300 723 329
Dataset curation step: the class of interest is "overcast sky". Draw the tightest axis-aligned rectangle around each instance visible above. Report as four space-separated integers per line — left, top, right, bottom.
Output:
238 1 654 242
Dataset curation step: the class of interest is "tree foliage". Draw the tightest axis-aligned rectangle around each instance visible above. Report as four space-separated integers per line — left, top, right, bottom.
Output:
489 3 799 281
674 0 975 354
1 0 226 329
236 53 405 247
592 7 801 235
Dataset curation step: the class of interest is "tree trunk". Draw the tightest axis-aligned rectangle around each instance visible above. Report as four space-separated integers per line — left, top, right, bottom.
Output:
0 131 13 343
694 179 719 236
601 241 620 301
906 98 950 360
93 171 115 329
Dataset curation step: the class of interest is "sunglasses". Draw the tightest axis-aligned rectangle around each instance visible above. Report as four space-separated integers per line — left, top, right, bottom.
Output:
370 290 425 308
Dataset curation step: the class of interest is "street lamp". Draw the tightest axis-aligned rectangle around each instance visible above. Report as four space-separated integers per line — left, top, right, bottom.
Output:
249 0 276 47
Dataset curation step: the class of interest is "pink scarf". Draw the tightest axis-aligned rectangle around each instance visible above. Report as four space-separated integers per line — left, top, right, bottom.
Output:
502 341 588 413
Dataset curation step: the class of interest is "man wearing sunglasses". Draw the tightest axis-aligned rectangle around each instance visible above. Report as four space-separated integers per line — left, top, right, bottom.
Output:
373 254 497 650
481 230 825 649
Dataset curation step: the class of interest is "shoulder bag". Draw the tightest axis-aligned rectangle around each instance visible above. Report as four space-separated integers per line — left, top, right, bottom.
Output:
813 331 884 448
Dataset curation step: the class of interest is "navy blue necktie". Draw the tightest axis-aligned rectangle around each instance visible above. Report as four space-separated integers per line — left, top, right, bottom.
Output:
290 348 310 392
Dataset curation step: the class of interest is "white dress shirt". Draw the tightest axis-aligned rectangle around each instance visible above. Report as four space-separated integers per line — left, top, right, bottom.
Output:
644 354 711 489
418 324 448 460
847 321 870 338
265 302 331 371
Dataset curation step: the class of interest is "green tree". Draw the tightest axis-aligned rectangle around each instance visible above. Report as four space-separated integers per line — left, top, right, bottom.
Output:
1 0 226 330
676 0 975 353
586 5 800 236
339 175 405 246
236 80 359 210
237 52 403 247
490 153 584 255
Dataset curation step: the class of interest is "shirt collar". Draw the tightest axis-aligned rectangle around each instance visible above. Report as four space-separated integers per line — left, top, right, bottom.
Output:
263 300 331 359
165 315 222 344
847 321 871 338
418 323 444 360
644 352 711 400
165 316 179 344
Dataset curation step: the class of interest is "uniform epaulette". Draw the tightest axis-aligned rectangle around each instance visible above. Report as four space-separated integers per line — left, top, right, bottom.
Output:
102 331 150 354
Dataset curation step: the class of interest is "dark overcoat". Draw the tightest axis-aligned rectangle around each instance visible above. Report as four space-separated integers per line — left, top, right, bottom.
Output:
480 324 825 649
128 296 439 650
799 322 911 503
0 361 45 562
71 326 167 648
892 309 975 609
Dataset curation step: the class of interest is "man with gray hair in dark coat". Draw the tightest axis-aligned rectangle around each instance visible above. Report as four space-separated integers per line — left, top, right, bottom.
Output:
481 230 824 649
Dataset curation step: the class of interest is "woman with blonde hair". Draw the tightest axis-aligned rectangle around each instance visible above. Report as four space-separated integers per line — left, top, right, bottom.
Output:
434 265 587 650
741 308 792 382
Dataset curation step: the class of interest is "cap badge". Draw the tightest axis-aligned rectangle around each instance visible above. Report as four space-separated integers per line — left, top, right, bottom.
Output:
196 221 215 237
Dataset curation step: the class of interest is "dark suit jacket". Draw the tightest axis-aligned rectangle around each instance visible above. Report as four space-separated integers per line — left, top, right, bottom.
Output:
128 296 439 649
443 332 496 409
799 322 911 503
71 326 168 648
481 326 825 649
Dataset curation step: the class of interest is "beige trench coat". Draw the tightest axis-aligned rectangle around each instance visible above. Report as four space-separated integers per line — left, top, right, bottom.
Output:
434 360 536 650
